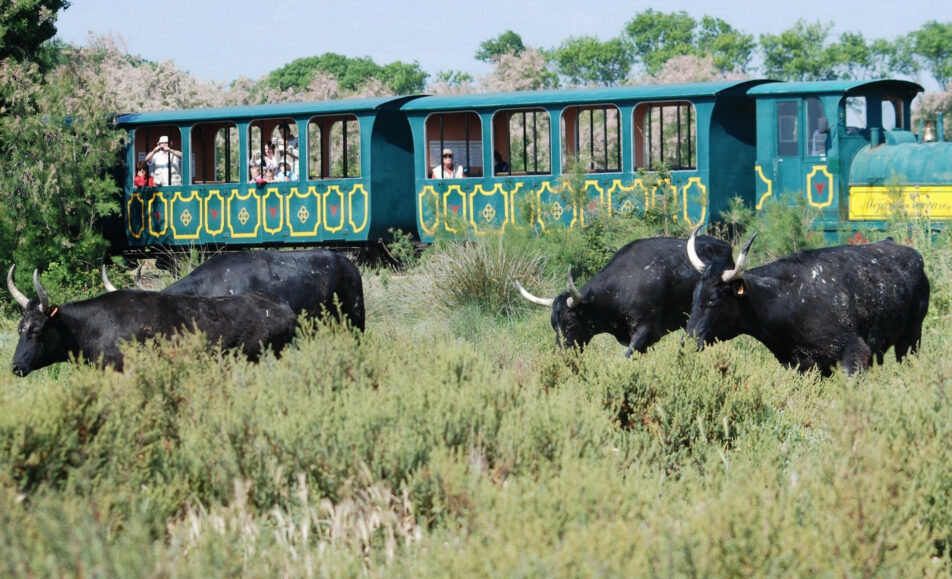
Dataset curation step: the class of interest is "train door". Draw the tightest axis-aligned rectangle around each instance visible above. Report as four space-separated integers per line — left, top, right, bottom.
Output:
772 98 834 215
773 100 803 196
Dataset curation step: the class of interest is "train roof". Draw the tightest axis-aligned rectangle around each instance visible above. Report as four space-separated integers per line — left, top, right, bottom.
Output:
747 79 923 97
113 95 421 126
401 80 770 112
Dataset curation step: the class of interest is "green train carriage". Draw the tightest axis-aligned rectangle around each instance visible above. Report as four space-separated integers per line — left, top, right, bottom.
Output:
113 95 420 254
400 80 766 242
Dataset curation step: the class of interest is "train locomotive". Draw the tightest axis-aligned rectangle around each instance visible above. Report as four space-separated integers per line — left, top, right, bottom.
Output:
109 78 951 256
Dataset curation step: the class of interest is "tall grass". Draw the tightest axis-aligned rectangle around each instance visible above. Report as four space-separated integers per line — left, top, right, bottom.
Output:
0 211 951 575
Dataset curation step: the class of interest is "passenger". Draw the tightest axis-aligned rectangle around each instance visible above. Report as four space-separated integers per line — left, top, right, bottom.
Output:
263 166 276 182
275 161 295 181
250 165 265 185
431 148 464 179
262 143 277 169
145 135 182 186
494 150 510 174
133 160 154 187
250 150 263 170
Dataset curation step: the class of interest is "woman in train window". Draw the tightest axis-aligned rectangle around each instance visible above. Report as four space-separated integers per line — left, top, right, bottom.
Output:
431 147 464 178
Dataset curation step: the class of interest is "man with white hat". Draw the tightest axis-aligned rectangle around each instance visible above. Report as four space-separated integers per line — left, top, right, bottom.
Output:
145 135 183 186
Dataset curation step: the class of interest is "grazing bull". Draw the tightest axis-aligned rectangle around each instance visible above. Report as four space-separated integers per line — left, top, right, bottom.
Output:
516 235 734 356
684 228 930 376
9 266 297 376
104 249 364 331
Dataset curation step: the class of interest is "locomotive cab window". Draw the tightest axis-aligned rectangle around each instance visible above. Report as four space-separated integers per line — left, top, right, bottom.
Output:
491 108 551 176
776 101 799 157
562 104 620 173
133 126 182 187
882 96 902 130
845 97 867 134
807 98 828 157
249 118 299 181
426 112 482 178
191 122 238 184
634 101 696 170
307 115 360 180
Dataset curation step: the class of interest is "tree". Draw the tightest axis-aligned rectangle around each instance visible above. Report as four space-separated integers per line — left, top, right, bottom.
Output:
475 30 525 63
0 0 69 68
480 48 558 93
623 10 753 77
0 49 123 285
760 20 837 81
909 20 952 90
624 9 697 76
551 36 632 87
696 16 754 74
265 53 427 96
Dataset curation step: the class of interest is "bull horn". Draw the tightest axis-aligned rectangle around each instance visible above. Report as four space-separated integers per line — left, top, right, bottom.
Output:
514 280 554 308
101 264 118 292
721 233 758 283
7 265 30 309
686 225 707 273
134 264 147 290
33 269 50 313
566 267 583 309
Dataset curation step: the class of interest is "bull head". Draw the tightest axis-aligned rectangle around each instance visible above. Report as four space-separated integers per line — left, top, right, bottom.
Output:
686 227 757 283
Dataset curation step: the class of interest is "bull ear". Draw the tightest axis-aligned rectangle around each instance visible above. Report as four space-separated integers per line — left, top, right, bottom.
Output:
732 279 749 297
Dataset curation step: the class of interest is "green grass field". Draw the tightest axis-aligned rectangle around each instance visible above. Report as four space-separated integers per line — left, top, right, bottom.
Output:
1 216 951 576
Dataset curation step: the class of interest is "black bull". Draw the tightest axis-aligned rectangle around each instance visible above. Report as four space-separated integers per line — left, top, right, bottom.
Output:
104 249 365 331
516 236 734 355
9 266 297 376
684 228 930 376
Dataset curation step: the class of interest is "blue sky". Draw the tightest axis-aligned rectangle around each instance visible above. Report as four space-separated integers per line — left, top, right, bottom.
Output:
55 0 951 85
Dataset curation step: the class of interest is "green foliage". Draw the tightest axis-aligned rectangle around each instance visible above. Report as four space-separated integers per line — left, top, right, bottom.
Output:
419 237 548 319
386 227 419 269
623 9 753 76
0 56 123 288
909 20 952 90
475 30 526 63
0 0 69 68
265 52 428 94
551 36 633 87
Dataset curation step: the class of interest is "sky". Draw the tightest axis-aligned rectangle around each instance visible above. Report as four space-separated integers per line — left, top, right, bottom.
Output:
54 0 952 86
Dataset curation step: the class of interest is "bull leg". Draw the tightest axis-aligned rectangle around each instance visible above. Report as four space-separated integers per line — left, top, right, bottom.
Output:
625 327 659 358
894 327 922 363
841 337 872 376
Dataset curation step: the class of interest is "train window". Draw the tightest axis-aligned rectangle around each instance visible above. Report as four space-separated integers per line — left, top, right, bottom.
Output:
190 123 238 184
562 105 621 173
491 108 551 176
806 98 828 157
634 102 696 171
426 112 482 178
249 118 299 181
882 96 901 130
134 126 183 186
776 101 798 157
307 115 360 179
845 97 867 133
